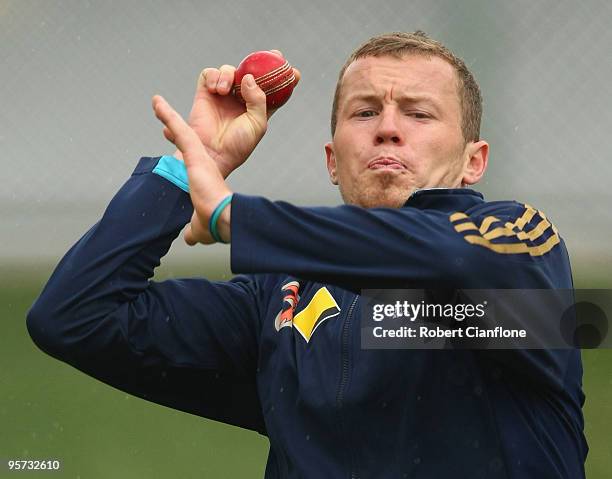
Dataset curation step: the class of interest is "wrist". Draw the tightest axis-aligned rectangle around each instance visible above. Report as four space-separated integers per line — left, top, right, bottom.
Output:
217 162 233 180
208 193 233 243
217 204 231 243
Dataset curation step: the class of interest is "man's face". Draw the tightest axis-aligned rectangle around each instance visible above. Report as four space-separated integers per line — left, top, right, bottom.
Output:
325 54 487 208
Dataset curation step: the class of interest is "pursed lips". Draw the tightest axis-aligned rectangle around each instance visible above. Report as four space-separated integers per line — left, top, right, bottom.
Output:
367 157 406 170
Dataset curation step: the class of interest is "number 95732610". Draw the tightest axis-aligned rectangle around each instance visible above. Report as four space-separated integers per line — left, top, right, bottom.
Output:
7 459 61 471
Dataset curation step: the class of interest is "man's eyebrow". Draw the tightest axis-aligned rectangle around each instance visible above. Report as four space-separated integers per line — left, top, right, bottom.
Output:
396 94 440 106
344 92 442 110
343 93 380 104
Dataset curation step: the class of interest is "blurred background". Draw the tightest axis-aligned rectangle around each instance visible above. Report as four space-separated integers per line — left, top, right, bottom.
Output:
1 0 611 477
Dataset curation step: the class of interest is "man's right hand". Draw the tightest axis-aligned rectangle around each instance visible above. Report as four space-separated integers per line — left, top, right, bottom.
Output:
168 50 300 178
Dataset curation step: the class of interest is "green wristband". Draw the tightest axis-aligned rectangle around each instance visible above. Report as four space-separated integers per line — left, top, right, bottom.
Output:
208 194 234 244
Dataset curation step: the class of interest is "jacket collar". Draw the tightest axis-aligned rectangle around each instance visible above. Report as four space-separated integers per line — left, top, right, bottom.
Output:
403 188 484 212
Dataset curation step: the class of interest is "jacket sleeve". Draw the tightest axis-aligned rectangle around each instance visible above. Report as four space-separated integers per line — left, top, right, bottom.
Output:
229 194 583 400
27 158 266 433
230 194 567 290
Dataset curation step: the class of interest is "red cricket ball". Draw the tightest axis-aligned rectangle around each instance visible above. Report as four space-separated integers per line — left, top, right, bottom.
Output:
233 51 296 110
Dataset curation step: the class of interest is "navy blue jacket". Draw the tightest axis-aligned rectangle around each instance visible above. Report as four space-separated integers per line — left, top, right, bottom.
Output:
28 157 587 478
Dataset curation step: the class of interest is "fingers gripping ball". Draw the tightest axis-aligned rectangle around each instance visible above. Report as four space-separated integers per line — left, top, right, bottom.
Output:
233 51 297 109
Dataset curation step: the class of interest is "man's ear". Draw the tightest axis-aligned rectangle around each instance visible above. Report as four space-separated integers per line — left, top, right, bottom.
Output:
462 140 489 186
325 142 339 185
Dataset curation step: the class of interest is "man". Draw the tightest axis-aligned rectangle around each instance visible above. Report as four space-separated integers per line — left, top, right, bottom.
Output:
28 32 587 478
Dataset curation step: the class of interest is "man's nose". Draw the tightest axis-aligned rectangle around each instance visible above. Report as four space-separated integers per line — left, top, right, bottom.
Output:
375 109 403 145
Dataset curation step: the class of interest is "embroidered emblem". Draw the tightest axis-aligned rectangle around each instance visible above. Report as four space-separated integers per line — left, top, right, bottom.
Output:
293 287 341 342
274 281 300 331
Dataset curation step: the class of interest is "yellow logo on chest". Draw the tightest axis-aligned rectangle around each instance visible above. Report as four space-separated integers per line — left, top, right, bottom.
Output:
293 287 341 342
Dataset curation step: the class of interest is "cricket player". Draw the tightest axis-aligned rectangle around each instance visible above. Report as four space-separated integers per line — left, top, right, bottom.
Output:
28 32 587 478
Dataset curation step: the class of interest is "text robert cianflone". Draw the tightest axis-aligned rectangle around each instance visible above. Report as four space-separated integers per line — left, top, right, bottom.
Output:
371 300 487 322
372 325 527 339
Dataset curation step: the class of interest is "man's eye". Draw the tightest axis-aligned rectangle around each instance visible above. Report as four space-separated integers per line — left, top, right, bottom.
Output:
408 112 430 119
356 110 377 117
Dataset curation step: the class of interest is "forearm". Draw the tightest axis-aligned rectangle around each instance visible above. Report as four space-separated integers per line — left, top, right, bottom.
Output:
228 194 467 290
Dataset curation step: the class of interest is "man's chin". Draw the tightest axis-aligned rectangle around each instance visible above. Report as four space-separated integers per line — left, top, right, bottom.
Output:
360 197 409 209
342 186 412 209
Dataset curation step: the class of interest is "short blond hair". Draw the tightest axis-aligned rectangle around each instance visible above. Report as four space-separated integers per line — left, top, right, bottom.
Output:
331 31 482 143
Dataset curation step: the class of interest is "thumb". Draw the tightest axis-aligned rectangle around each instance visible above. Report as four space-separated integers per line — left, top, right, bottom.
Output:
241 74 267 132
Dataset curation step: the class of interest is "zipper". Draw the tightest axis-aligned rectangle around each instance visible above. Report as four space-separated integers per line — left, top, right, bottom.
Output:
335 294 359 479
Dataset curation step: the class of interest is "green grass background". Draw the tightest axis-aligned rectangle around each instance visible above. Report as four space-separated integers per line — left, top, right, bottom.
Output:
1 263 610 478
